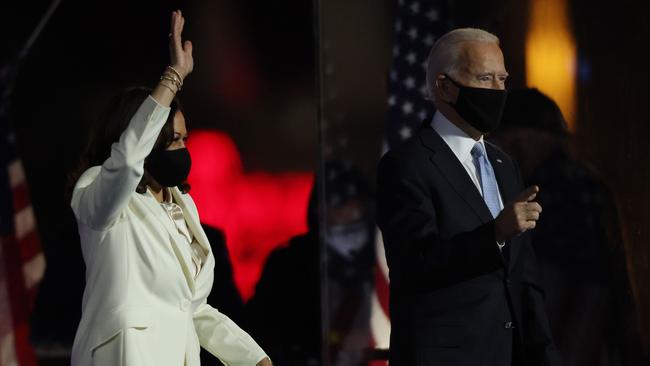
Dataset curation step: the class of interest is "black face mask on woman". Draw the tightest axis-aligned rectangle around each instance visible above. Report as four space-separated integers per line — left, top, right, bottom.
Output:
145 148 192 187
445 75 508 134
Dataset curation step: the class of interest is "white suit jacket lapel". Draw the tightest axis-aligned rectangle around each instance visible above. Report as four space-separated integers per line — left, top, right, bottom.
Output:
170 188 211 254
139 189 197 293
170 188 214 287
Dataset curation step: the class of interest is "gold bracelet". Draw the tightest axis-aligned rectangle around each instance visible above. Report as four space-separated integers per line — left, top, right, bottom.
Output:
160 75 182 91
161 74 179 86
166 66 184 85
161 73 182 89
158 79 178 94
160 76 176 90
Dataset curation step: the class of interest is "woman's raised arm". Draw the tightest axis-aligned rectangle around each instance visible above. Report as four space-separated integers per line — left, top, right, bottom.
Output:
71 10 193 230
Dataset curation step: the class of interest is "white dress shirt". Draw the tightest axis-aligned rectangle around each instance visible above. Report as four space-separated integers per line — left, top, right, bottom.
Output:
431 111 504 211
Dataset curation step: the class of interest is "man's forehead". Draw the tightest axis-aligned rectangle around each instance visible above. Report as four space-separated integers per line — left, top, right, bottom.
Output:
458 41 506 73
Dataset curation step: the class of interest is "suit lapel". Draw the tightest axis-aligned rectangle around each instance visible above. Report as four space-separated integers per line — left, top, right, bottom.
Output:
419 125 494 224
420 123 522 270
170 188 214 287
139 189 196 293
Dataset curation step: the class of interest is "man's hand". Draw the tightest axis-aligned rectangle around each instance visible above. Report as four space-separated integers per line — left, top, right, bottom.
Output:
256 357 273 366
495 185 542 242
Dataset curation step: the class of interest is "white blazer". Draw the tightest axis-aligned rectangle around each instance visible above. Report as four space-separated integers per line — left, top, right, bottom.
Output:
70 96 267 366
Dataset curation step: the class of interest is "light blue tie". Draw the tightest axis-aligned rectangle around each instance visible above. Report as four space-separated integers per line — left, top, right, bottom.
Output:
471 143 501 218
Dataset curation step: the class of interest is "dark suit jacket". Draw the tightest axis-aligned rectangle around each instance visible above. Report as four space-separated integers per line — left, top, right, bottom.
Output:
376 122 560 366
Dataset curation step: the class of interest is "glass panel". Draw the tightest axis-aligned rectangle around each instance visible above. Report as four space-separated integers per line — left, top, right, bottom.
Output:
316 1 392 364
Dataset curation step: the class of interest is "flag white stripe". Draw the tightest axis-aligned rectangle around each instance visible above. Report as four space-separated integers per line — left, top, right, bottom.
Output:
14 206 35 240
375 229 389 281
23 253 46 290
8 161 25 189
370 290 391 348
0 332 18 366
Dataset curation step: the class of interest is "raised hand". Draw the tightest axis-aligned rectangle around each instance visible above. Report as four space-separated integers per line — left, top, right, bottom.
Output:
494 185 542 242
169 10 193 79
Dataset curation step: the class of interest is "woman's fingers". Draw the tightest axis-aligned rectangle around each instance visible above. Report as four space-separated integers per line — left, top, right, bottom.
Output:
167 9 193 78
171 11 181 32
170 12 183 50
175 13 180 35
177 11 184 35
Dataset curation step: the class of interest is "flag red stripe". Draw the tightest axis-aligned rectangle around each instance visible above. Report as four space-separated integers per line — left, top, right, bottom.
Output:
13 322 38 366
11 182 30 213
18 230 41 263
2 233 40 364
2 234 30 324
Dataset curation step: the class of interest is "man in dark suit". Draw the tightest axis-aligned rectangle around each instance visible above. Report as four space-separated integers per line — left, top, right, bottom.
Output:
376 28 560 366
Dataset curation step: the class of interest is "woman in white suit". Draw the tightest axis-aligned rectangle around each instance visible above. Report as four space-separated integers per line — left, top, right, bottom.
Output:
69 10 272 366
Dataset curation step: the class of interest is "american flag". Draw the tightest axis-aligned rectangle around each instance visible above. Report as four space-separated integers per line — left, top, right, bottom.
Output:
0 63 46 366
371 0 451 360
385 0 451 150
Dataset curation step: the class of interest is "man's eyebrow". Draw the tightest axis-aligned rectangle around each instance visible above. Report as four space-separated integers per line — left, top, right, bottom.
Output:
475 72 509 77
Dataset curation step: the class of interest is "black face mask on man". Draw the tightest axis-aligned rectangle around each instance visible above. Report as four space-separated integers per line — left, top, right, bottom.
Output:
145 147 192 187
445 75 508 134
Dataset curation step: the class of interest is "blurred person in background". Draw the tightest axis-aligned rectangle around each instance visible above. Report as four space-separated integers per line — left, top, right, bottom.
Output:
200 224 246 366
246 160 375 366
67 10 271 366
491 88 645 366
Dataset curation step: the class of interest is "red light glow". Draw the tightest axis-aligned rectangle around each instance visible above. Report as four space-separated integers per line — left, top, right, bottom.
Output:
187 130 313 300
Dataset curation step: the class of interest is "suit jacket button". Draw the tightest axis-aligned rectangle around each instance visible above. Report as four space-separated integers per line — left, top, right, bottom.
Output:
505 279 512 285
504 321 513 329
181 299 191 311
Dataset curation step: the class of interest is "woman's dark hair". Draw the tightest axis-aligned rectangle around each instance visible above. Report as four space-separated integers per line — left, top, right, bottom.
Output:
67 86 190 197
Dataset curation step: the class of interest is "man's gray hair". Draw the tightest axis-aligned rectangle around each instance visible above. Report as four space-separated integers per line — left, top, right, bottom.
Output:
425 28 500 100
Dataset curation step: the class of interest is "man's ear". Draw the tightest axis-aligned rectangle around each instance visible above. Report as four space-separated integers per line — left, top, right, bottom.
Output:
436 74 455 103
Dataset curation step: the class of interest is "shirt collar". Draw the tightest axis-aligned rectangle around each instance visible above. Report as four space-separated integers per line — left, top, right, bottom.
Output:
431 110 485 163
